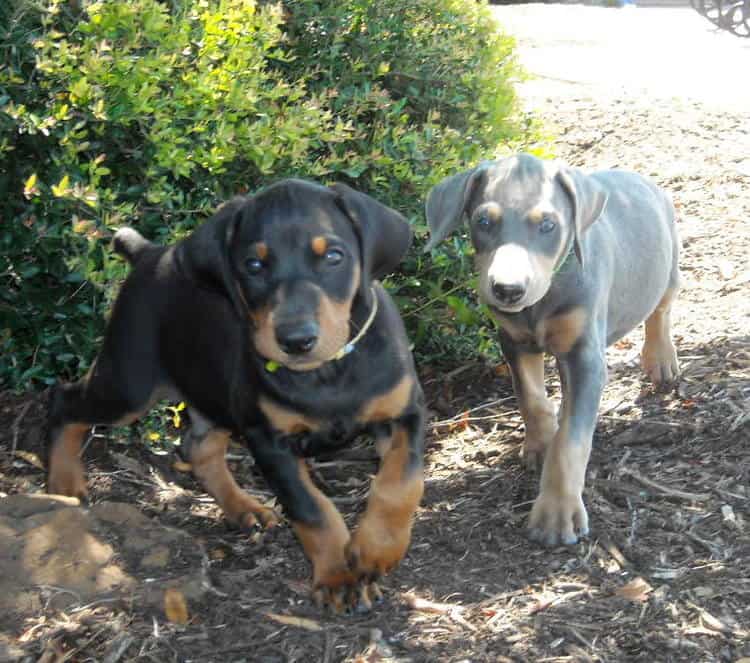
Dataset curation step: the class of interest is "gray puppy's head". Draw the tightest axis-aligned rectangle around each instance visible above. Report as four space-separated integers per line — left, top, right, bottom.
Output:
424 153 608 313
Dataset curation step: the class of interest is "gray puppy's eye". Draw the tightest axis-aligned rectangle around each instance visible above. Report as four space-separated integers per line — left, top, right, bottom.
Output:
539 216 557 234
476 213 492 229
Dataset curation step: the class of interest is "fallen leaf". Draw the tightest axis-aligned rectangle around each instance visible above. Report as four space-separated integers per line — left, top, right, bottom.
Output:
494 363 510 377
721 504 736 525
13 450 45 470
700 610 729 633
716 259 735 280
282 579 310 597
164 588 189 624
264 612 322 631
173 460 192 473
615 577 653 602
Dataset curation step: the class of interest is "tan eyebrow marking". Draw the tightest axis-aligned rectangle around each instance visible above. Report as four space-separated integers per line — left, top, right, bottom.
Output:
311 236 327 256
255 242 268 260
527 208 546 224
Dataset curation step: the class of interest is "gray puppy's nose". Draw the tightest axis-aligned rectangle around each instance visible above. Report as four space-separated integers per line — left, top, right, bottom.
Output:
491 279 526 305
276 321 319 355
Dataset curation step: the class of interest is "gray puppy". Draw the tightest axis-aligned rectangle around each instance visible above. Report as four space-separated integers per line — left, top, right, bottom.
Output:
425 153 679 546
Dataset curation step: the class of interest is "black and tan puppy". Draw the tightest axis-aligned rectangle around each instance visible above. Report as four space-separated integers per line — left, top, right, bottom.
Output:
425 154 679 546
47 179 425 612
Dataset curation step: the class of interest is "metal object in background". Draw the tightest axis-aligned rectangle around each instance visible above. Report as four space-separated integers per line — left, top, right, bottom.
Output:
691 0 750 36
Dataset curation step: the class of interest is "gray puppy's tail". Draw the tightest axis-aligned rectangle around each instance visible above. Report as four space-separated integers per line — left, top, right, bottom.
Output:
112 227 153 264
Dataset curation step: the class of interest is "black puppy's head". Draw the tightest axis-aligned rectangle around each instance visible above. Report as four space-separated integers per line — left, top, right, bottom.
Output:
424 154 608 313
179 179 411 370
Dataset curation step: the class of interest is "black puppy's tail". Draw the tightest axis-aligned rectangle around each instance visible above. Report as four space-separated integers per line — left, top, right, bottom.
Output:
113 227 153 265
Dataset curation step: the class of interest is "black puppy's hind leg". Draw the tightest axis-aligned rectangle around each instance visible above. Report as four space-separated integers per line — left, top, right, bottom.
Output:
184 418 279 531
47 353 155 499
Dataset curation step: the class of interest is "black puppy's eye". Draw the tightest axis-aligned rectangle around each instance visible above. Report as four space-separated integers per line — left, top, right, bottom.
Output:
324 248 344 266
246 258 265 274
540 216 557 234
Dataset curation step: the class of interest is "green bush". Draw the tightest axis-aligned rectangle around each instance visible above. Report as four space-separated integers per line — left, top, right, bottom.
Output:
0 0 542 391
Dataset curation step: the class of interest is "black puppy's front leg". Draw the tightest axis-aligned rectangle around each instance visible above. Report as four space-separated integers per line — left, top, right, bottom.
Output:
346 410 424 586
250 436 362 612
528 338 607 546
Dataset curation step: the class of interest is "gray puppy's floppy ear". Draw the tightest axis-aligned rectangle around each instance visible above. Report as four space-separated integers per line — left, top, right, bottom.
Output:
330 183 412 283
176 196 247 317
424 165 487 252
556 166 608 269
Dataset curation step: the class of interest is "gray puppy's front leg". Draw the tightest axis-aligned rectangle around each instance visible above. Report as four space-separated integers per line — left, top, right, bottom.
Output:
528 338 607 546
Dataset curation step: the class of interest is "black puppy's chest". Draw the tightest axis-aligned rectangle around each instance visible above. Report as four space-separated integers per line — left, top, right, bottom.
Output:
252 344 413 455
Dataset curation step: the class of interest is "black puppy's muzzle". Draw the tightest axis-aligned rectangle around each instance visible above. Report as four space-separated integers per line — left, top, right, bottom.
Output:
275 320 319 356
491 278 527 305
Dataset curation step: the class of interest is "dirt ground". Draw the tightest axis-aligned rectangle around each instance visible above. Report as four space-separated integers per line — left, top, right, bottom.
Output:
1 5 749 662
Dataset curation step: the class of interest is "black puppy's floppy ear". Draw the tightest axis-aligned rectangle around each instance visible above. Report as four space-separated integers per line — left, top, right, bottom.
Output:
176 196 247 316
330 183 412 281
424 165 487 252
556 166 608 269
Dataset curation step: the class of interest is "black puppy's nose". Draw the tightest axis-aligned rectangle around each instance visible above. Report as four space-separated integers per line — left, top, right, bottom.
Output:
276 321 319 355
491 280 526 305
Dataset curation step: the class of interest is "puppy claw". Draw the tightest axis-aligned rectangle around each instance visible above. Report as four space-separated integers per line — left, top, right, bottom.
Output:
238 507 279 533
521 446 544 472
239 512 260 533
311 574 385 615
528 490 589 547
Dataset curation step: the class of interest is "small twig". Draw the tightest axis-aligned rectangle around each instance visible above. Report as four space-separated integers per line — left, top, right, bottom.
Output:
70 597 124 613
11 401 32 455
430 396 515 428
601 415 695 429
683 531 721 556
102 633 135 663
443 363 481 381
621 468 710 502
403 279 473 319
528 589 590 615
322 631 335 663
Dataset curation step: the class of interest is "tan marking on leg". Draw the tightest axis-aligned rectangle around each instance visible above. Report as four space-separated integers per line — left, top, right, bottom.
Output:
47 423 89 498
543 307 587 355
641 288 679 386
311 235 327 256
356 376 413 424
190 430 278 529
292 460 353 590
347 426 423 577
257 396 321 435
513 353 557 468
529 417 591 545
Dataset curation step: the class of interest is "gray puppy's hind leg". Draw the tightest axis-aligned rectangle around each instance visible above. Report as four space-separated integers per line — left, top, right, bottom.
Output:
642 205 680 388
